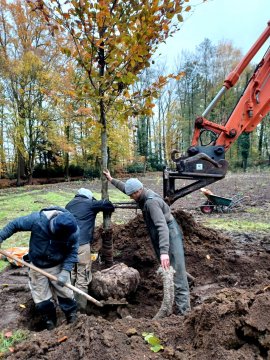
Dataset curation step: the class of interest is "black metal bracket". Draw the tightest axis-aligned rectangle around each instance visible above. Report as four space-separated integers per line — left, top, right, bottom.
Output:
163 146 228 205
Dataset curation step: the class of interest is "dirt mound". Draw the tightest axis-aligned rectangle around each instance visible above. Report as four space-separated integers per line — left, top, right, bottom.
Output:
5 290 270 359
1 209 270 359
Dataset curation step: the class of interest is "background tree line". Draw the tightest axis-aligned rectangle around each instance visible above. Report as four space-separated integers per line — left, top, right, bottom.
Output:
0 0 269 186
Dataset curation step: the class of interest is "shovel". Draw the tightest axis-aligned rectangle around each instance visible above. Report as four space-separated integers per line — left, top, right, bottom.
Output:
0 248 103 308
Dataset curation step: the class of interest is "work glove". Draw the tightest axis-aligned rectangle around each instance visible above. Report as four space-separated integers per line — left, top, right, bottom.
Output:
102 200 115 214
57 269 70 287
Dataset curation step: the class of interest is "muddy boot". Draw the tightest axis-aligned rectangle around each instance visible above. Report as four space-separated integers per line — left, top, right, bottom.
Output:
43 316 56 330
36 300 57 331
58 296 77 323
66 311 77 324
43 307 57 330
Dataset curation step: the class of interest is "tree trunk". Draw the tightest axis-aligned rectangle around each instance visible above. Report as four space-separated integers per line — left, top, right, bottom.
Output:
64 124 70 181
16 149 26 186
96 26 114 266
0 112 7 179
100 97 113 267
27 149 35 185
258 122 264 160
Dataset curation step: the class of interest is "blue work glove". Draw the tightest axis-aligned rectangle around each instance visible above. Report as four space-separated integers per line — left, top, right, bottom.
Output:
104 200 115 213
57 269 70 287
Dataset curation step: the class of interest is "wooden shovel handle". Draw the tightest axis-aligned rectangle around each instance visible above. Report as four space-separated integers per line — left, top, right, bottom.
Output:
0 248 103 307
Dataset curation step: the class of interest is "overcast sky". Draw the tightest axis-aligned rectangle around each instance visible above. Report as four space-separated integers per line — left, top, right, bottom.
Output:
156 0 269 68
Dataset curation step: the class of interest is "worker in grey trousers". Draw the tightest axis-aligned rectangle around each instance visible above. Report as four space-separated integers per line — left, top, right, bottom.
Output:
103 170 190 316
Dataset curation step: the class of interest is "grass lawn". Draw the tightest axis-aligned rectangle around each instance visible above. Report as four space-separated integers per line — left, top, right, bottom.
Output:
0 185 128 269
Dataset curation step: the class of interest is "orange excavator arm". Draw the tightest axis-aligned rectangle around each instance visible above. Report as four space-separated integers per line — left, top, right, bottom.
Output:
164 21 270 204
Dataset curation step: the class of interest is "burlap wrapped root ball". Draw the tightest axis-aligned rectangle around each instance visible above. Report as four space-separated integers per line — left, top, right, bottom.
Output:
90 263 140 300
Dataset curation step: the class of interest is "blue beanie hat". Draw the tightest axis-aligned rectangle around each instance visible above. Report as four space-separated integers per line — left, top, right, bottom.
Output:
77 188 93 199
50 213 77 236
125 178 143 195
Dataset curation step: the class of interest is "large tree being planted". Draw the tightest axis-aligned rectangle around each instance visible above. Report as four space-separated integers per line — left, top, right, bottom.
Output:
27 0 190 265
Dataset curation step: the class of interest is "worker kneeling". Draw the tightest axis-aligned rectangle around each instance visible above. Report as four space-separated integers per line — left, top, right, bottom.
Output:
0 207 80 330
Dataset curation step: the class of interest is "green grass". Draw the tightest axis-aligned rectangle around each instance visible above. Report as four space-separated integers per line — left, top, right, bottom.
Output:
0 330 29 356
0 186 131 270
204 218 270 232
106 190 131 202
244 207 263 214
0 259 7 272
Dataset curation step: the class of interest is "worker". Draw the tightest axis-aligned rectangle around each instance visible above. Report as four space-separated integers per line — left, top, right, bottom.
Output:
0 206 79 330
65 188 115 311
103 170 190 316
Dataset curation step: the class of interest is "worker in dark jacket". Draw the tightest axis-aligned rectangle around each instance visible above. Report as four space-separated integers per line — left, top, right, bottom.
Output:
103 170 190 316
0 206 79 330
65 188 114 311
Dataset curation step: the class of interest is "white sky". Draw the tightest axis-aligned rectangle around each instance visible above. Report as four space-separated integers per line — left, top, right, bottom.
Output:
157 0 270 68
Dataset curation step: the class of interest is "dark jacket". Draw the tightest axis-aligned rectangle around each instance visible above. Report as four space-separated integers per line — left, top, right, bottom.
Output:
0 206 79 271
65 195 114 246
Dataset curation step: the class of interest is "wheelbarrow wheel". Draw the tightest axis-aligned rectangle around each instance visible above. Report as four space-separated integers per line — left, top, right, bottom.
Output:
200 201 214 214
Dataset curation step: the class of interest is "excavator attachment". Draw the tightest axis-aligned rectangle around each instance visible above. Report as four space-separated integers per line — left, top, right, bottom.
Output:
163 21 270 205
163 146 228 204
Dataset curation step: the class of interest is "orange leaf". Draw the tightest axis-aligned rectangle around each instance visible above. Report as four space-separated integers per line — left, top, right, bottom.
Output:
58 336 68 343
162 24 169 31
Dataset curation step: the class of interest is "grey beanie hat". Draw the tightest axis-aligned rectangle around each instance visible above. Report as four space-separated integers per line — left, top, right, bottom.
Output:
125 178 143 195
77 188 93 199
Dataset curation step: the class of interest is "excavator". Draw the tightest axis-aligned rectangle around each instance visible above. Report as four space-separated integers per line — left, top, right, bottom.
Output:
163 21 270 205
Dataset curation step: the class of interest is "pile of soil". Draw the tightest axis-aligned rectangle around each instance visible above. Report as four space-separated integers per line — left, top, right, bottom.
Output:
1 208 270 359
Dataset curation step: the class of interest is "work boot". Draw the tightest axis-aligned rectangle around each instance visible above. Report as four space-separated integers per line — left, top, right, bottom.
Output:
42 314 57 330
37 301 57 331
45 319 56 331
66 311 77 324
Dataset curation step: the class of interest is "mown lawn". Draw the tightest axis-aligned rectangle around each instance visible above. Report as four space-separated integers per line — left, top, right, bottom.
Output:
0 184 128 269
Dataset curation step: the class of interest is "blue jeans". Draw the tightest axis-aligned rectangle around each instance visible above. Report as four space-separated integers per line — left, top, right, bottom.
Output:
168 219 190 314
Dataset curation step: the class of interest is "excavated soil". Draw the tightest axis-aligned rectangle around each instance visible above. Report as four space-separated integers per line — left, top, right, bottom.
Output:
0 172 270 359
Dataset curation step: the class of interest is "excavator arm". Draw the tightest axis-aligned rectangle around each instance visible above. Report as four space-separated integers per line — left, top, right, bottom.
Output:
163 21 270 204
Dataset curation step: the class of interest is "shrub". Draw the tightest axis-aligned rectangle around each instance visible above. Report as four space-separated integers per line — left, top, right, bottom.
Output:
126 162 144 173
68 164 84 177
33 164 64 178
147 155 164 171
83 166 100 179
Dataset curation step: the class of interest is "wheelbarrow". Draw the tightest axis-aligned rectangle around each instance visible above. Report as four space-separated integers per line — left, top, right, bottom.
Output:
199 188 248 214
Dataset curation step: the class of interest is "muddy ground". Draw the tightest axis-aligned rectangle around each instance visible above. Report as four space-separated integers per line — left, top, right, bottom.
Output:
0 171 270 359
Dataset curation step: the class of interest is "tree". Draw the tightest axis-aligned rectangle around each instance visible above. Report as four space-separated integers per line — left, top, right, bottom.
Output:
29 0 191 265
0 0 71 184
174 52 202 150
238 133 250 171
